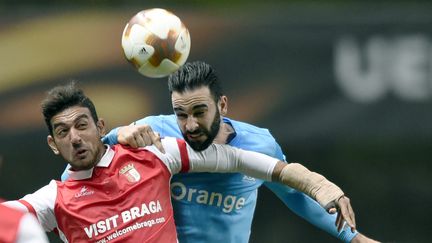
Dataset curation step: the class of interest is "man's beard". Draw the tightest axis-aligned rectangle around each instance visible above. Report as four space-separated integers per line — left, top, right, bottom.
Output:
183 111 221 151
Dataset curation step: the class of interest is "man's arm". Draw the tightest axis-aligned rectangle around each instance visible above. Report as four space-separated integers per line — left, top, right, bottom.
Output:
152 137 356 232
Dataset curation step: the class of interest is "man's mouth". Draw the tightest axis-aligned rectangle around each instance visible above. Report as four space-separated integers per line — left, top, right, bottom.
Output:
75 149 88 158
186 132 203 140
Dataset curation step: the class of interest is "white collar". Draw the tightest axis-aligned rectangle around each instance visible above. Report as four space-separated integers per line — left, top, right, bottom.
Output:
67 145 115 181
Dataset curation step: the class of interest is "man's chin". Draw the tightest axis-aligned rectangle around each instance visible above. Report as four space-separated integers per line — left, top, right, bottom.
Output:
186 139 213 151
70 160 94 171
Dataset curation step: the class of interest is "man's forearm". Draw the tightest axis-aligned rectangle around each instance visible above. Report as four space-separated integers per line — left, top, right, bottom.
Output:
274 162 344 209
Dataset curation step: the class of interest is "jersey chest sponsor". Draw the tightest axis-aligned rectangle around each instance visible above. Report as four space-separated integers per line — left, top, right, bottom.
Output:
83 200 163 239
171 182 257 213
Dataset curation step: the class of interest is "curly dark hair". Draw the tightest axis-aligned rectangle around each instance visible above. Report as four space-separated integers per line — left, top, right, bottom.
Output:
41 81 99 135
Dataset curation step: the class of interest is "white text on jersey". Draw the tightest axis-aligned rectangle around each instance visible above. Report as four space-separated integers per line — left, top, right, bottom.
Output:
83 200 162 239
171 182 246 213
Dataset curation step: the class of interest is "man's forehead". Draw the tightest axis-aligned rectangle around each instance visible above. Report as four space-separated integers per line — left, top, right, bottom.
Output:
51 106 91 124
171 88 214 109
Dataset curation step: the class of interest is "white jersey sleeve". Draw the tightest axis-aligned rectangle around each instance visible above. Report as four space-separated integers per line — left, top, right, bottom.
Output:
147 137 279 181
16 213 49 243
3 180 58 232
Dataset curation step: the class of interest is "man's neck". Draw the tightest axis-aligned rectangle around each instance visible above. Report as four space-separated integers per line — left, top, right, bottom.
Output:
213 119 234 145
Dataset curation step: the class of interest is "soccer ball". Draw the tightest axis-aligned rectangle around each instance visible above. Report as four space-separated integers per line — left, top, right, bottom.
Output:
121 8 191 78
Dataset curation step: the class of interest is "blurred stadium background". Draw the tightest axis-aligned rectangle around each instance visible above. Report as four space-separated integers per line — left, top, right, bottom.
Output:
1 1 431 242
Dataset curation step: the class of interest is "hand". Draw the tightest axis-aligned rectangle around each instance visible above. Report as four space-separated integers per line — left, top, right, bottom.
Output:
117 124 165 153
327 196 356 232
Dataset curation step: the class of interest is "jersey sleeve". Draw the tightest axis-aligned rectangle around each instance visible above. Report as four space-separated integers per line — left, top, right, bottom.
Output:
188 143 279 181
3 180 58 232
144 137 188 174
147 137 280 180
102 127 121 145
16 214 49 243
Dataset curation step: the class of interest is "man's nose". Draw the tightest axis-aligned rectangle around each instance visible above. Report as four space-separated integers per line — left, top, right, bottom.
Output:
185 116 199 132
70 128 82 145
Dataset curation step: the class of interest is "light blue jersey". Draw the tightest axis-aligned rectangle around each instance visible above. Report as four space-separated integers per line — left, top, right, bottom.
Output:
62 114 357 242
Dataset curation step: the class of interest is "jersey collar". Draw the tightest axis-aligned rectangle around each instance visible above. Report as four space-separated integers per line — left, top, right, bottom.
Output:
222 117 237 143
67 145 115 180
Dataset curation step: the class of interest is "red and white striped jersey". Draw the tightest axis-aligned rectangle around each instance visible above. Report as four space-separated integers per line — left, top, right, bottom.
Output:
4 137 278 243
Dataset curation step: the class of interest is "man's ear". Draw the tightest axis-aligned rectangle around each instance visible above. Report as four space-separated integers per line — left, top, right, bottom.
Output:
96 119 106 137
219 95 228 116
47 135 59 155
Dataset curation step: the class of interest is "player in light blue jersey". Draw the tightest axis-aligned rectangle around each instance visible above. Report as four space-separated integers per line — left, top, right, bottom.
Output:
62 61 376 242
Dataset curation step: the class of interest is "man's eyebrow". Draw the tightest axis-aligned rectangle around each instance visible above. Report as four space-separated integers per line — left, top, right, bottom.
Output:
173 104 208 112
173 107 184 112
191 104 208 110
52 114 89 129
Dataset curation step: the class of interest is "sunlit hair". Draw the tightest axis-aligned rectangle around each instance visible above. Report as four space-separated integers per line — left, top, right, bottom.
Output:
41 81 99 135
168 61 223 102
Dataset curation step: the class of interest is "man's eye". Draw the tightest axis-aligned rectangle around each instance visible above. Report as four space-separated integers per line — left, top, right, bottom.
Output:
56 129 67 136
77 123 87 129
195 111 204 117
176 114 187 119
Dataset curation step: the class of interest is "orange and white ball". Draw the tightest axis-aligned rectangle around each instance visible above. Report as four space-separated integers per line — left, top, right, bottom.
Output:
122 8 191 78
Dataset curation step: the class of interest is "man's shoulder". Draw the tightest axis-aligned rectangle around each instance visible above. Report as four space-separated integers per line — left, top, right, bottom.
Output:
226 118 274 138
136 114 181 137
138 114 176 124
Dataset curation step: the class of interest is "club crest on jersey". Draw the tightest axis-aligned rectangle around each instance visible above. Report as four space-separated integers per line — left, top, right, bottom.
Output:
120 163 141 183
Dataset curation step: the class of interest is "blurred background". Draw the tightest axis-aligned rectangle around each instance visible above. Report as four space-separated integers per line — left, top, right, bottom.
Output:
1 1 431 242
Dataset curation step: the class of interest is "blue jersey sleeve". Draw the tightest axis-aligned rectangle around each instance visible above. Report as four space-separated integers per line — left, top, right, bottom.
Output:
263 140 358 242
102 126 120 145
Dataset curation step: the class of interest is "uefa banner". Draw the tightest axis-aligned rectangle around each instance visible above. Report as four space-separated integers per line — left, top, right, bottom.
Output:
198 7 432 147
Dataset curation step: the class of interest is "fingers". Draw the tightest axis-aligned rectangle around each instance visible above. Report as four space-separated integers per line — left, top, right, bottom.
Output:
118 126 138 148
346 199 356 232
335 196 356 232
328 207 337 214
133 133 146 148
151 132 165 153
117 124 164 152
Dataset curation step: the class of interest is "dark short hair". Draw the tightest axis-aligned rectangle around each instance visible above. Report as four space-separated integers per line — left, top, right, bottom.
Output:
41 81 98 135
168 61 223 102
